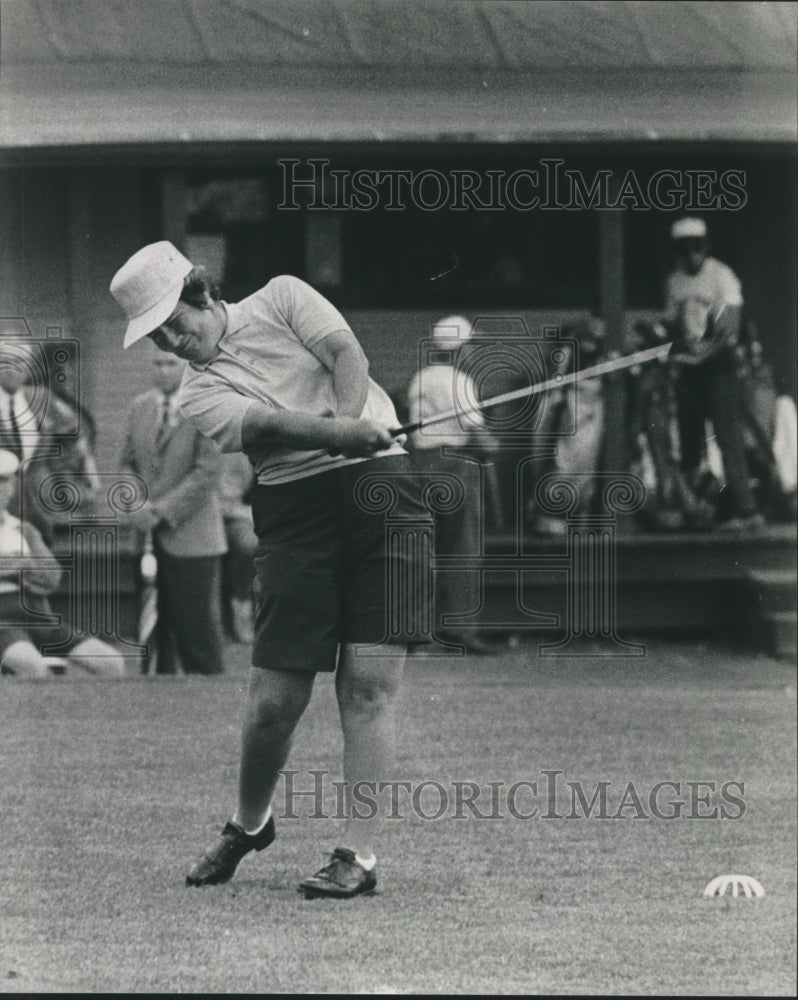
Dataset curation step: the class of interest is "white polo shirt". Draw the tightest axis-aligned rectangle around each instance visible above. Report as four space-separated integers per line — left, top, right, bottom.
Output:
665 256 743 344
406 364 483 450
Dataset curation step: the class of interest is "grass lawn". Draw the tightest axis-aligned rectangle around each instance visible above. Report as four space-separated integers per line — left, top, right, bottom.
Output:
1 638 795 995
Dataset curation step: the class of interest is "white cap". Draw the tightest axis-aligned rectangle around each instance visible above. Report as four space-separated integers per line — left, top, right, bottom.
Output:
0 450 20 476
432 315 473 341
110 241 193 348
671 217 707 241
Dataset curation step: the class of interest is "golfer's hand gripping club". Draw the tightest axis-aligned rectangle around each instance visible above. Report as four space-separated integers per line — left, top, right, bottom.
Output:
328 416 396 458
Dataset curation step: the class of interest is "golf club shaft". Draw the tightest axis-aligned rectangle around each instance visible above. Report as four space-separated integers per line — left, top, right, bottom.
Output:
391 341 672 436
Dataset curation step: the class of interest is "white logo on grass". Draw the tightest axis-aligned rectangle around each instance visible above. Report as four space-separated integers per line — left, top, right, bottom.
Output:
703 874 766 898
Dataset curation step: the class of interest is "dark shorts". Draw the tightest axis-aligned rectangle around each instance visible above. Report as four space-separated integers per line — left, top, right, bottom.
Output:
250 454 429 673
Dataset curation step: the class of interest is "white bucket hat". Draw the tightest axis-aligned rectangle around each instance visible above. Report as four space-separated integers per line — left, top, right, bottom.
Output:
670 217 707 241
110 241 193 348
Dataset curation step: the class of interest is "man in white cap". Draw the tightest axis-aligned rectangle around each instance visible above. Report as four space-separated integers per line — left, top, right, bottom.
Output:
110 242 425 899
665 217 761 528
406 315 496 653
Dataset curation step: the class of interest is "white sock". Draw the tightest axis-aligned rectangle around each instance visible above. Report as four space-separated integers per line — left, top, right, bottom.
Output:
354 852 376 871
237 806 272 836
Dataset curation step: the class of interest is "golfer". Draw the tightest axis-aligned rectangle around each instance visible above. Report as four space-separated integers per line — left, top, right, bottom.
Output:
110 242 425 899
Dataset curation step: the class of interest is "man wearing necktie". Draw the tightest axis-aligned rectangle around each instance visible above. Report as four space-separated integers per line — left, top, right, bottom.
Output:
120 352 227 675
0 342 43 534
0 340 40 466
4 395 23 460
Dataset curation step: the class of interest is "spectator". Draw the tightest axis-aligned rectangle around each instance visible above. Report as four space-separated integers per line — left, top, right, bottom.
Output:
736 334 798 522
23 390 103 550
771 394 798 521
406 315 497 653
119 352 227 675
527 317 606 534
0 340 101 549
0 341 38 467
0 341 40 525
665 217 763 529
0 449 125 679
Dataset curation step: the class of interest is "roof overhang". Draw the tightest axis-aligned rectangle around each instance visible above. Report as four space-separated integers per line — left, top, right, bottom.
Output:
1 64 795 161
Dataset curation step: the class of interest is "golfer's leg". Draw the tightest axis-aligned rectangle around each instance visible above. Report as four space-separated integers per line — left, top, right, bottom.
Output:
234 665 316 832
336 643 406 858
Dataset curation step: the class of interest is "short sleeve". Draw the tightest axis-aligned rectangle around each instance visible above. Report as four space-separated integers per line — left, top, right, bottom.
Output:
177 374 255 454
269 275 352 351
715 263 743 307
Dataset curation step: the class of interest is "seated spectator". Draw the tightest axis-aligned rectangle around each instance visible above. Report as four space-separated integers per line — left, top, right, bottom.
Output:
219 450 258 644
0 450 125 679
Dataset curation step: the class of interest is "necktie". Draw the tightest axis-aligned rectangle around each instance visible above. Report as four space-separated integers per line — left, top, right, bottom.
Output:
155 396 172 449
6 396 23 460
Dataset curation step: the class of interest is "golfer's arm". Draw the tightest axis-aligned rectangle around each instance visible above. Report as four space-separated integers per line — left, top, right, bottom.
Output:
308 330 370 418
241 403 346 452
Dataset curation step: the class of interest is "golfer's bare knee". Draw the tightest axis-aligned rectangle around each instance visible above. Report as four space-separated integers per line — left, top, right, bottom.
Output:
338 671 399 721
244 667 314 735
